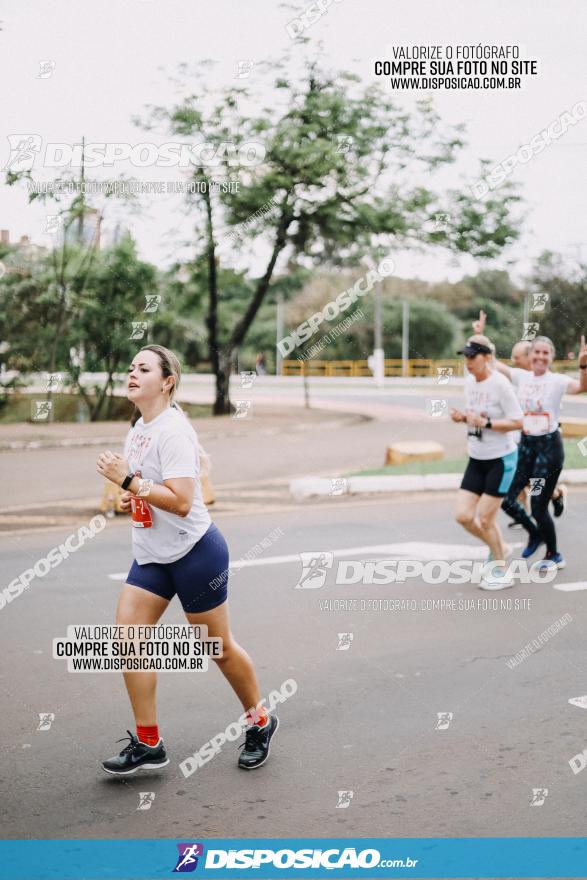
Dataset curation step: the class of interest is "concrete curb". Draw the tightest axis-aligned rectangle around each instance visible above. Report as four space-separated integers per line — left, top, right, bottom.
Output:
0 437 124 451
289 469 587 500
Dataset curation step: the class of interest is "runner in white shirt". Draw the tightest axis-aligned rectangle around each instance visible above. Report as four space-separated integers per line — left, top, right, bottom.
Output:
498 335 587 570
451 335 523 590
473 312 567 519
96 345 278 775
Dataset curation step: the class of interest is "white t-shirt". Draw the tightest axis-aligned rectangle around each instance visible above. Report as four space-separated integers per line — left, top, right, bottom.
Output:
124 406 212 564
511 369 573 435
509 368 530 444
464 370 523 460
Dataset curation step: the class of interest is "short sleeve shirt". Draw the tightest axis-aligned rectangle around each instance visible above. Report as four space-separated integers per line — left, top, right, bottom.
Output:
464 370 523 460
124 407 212 564
511 369 572 434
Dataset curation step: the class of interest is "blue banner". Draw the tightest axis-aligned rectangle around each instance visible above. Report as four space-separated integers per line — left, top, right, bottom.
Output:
1 838 587 879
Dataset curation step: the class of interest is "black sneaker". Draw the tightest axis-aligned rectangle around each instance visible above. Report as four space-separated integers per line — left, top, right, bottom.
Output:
102 730 169 776
552 485 567 518
238 715 279 770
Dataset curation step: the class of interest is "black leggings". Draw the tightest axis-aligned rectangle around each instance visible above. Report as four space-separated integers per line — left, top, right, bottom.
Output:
501 431 564 554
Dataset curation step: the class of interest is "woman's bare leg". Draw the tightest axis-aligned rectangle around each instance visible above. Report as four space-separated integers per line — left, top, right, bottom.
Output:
116 584 170 726
477 494 507 560
519 485 530 514
455 489 485 542
184 601 261 715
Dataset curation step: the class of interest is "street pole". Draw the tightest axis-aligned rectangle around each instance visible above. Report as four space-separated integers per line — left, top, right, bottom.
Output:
522 292 529 328
77 136 85 245
372 284 384 387
402 300 410 377
276 291 284 377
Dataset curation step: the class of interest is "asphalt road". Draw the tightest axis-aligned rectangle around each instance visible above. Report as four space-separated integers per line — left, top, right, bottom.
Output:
2 490 587 841
2 377 587 515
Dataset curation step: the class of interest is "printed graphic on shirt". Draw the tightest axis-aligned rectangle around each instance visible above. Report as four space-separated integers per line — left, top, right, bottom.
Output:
514 371 571 435
127 433 153 470
463 372 522 461
467 385 490 414
521 378 548 413
123 407 212 565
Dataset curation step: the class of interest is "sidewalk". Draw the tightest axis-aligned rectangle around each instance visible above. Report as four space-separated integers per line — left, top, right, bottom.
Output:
0 406 362 450
0 406 369 530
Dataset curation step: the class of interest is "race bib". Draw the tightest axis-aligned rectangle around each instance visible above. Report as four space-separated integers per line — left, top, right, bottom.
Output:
523 412 550 436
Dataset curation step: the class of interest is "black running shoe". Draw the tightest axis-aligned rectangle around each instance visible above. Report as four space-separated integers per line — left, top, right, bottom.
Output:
102 730 169 776
552 485 567 518
238 715 279 770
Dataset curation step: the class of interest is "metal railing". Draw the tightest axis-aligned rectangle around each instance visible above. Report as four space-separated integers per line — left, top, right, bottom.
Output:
281 359 463 377
280 359 579 377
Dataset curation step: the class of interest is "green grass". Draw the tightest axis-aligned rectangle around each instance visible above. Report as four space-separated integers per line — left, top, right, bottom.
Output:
0 393 212 424
347 439 587 476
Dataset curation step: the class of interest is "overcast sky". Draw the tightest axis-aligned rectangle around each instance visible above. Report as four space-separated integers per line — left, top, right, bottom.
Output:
1 0 585 283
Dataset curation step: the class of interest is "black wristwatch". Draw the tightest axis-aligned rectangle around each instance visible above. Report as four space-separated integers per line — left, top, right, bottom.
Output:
580 364 587 370
121 474 135 490
484 417 492 429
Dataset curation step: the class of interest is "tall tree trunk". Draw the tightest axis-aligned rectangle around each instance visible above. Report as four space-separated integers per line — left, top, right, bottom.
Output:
214 350 233 415
204 182 293 415
303 366 310 409
201 181 226 413
46 281 68 407
90 365 116 421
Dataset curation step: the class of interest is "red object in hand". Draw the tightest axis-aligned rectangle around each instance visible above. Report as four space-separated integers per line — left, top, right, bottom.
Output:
130 496 153 528
130 470 153 528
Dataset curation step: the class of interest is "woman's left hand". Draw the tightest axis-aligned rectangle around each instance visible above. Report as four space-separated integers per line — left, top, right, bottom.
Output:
466 410 486 428
578 335 587 367
97 451 129 486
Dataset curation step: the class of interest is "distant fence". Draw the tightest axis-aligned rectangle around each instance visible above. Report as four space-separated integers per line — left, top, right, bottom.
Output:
280 358 579 378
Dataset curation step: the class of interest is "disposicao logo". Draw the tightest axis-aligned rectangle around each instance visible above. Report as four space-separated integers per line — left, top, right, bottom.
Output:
173 843 204 873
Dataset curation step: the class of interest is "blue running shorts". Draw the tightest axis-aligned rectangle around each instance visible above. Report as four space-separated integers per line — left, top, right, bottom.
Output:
126 522 229 613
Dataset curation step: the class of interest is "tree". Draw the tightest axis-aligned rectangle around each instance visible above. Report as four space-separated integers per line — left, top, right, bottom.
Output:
527 252 587 357
5 154 104 394
0 250 59 373
0 235 159 419
140 53 522 414
71 236 158 419
458 269 525 355
3 142 138 410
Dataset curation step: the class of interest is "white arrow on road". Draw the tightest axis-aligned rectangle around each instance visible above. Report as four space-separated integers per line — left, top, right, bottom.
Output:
108 540 524 580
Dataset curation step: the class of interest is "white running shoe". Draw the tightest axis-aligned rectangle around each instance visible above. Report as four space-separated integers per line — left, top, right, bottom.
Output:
486 545 513 564
479 567 515 590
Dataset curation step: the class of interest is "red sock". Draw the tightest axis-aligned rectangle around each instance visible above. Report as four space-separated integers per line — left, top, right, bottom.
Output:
246 707 268 728
136 724 159 746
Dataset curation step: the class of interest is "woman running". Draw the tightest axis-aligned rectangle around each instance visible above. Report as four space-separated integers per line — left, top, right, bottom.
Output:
96 344 278 774
500 335 587 570
473 311 567 518
500 340 568 520
451 335 524 590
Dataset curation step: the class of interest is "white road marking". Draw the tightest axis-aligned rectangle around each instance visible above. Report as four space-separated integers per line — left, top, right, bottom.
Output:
569 696 587 709
108 540 524 579
553 582 587 592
